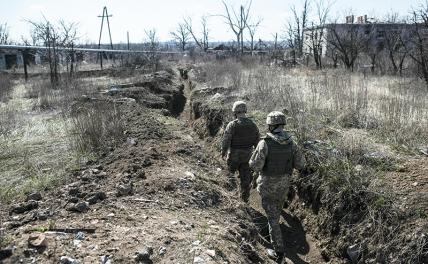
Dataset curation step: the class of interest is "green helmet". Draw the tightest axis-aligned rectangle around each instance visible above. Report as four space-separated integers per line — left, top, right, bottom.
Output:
232 101 247 113
266 111 286 125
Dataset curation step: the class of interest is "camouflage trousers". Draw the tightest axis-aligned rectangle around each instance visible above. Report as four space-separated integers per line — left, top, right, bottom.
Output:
257 174 290 253
227 148 253 203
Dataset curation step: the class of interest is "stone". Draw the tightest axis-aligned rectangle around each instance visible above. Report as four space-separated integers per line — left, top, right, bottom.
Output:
35 210 49 221
185 171 196 180
116 183 133 197
127 137 137 146
11 200 38 214
100 255 111 264
86 192 107 205
67 202 89 213
75 232 85 240
206 249 215 258
26 192 42 201
28 233 47 248
347 244 361 263
60 256 80 264
193 256 205 263
68 187 80 196
158 246 166 255
135 246 153 261
23 248 37 257
68 197 79 203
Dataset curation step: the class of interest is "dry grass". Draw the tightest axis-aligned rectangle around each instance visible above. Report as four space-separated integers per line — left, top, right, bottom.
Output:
195 60 428 263
0 74 14 102
67 101 124 155
0 75 125 201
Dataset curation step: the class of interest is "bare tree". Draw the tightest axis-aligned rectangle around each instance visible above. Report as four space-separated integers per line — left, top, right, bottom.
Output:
144 28 160 72
327 23 366 71
221 0 253 54
306 0 333 68
291 0 310 57
28 18 78 86
0 23 10 44
383 13 408 75
361 24 382 74
406 3 428 90
246 18 262 55
170 22 190 51
184 16 209 51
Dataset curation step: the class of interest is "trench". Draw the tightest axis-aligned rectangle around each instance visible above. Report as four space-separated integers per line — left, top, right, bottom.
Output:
179 68 332 264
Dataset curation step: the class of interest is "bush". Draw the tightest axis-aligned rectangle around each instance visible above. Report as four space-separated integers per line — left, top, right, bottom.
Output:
68 101 124 154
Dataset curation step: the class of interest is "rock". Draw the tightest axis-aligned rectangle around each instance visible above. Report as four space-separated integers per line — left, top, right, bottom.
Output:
23 248 38 257
75 231 85 240
116 183 133 197
142 157 152 167
91 168 100 174
418 146 428 156
35 210 49 221
127 137 137 146
158 246 166 255
26 192 42 201
136 170 146 179
11 200 38 214
347 244 361 263
185 171 196 180
67 202 89 213
193 256 205 263
135 246 153 262
68 187 80 196
100 255 111 264
28 233 47 248
86 192 107 205
68 197 79 203
206 249 215 258
60 256 80 264
192 240 201 246
0 248 13 261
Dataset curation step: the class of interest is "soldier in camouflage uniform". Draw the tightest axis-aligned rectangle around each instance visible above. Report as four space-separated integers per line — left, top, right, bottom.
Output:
249 111 305 262
221 101 260 202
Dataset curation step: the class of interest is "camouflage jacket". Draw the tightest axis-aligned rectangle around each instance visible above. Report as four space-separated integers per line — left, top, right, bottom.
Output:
221 117 260 156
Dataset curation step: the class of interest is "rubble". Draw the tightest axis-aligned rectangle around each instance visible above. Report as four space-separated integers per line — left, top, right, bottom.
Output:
11 200 38 214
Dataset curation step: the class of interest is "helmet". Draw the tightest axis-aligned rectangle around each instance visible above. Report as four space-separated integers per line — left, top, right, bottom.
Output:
232 101 247 113
266 111 286 125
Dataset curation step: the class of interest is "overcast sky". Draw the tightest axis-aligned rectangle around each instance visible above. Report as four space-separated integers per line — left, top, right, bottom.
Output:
0 0 421 44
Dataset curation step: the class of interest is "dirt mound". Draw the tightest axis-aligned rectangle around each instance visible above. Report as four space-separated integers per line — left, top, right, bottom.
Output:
0 69 274 264
106 70 186 117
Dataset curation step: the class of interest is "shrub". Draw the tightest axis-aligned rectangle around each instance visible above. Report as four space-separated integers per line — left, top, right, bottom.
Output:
68 101 124 154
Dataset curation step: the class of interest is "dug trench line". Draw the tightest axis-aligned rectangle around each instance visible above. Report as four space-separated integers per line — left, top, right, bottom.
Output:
179 68 334 264
1 69 281 263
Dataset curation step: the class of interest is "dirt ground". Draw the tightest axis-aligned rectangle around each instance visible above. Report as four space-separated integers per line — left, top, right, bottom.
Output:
0 68 336 264
2 65 426 264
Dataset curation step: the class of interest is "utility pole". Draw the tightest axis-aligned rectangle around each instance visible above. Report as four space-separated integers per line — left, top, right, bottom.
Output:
97 6 114 69
127 31 130 50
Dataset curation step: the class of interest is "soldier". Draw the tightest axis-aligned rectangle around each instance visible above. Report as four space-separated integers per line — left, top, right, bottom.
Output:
249 111 306 262
221 101 260 202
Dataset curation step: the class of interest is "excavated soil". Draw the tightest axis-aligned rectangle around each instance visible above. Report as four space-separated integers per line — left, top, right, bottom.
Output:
0 68 302 264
